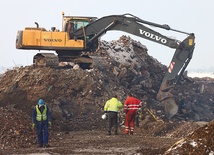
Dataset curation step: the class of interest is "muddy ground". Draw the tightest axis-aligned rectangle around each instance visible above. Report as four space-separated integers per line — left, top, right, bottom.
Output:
0 104 203 155
0 121 200 155
0 131 178 155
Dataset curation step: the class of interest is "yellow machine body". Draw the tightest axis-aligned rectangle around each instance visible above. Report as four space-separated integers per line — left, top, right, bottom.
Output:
17 27 84 50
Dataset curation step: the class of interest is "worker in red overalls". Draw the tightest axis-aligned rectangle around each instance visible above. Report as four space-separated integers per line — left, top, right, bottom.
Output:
124 93 142 135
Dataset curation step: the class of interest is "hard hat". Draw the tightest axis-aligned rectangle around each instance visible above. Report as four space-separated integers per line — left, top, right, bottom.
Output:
101 113 107 120
38 99 44 106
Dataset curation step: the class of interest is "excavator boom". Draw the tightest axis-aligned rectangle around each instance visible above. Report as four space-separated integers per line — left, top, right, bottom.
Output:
74 14 180 49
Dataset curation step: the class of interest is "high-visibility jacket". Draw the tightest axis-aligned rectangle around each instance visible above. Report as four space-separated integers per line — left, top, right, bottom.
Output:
124 96 142 114
104 97 123 112
35 105 47 121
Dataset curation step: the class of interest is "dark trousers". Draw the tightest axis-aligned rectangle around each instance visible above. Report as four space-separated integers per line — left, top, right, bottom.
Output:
107 111 118 134
36 120 49 146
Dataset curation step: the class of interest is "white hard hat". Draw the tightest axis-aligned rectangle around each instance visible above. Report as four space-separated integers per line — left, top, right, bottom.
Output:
101 113 107 120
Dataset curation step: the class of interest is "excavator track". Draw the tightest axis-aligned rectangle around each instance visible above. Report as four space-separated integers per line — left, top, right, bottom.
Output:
33 52 107 69
90 56 107 69
33 53 59 67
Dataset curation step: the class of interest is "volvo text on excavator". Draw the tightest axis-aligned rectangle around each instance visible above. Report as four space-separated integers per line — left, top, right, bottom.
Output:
16 12 195 120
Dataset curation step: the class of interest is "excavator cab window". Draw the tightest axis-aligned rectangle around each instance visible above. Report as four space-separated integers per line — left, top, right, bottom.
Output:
65 20 91 39
65 22 74 33
73 20 90 31
65 20 90 32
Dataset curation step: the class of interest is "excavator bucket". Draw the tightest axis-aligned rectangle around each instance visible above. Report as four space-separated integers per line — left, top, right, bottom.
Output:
162 98 178 120
156 80 178 120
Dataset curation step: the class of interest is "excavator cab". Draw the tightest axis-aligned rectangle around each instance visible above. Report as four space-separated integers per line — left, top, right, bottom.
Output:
62 15 97 41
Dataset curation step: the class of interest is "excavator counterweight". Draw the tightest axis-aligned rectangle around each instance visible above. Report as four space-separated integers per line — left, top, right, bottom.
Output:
15 12 195 120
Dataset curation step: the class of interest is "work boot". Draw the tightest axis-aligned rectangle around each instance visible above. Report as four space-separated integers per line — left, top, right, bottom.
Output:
44 144 50 148
38 144 43 148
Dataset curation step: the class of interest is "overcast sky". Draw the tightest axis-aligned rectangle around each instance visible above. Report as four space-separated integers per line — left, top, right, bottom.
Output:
0 0 213 71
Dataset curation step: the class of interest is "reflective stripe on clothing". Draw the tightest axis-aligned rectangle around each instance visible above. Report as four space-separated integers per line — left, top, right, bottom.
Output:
36 105 47 121
124 96 141 113
125 111 136 134
125 126 129 134
124 104 141 110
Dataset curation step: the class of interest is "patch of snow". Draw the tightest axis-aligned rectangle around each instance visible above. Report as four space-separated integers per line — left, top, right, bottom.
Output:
74 147 140 155
102 38 145 66
188 72 214 78
189 140 197 147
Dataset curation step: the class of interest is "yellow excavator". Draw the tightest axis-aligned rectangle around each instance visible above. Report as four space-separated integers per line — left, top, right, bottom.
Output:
16 12 195 120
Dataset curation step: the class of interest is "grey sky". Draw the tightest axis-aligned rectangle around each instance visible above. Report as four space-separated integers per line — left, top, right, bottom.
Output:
0 0 213 70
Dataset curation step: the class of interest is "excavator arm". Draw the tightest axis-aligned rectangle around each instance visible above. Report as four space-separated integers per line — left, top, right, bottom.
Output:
73 14 180 48
73 14 195 119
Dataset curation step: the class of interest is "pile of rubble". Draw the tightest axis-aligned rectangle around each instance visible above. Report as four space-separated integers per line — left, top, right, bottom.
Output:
0 107 34 149
0 36 214 153
165 120 214 154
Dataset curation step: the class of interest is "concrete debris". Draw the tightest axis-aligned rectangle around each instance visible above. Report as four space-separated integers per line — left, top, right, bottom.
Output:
165 120 214 154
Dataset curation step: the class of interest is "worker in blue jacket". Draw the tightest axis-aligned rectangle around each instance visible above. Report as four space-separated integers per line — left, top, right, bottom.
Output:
32 99 51 148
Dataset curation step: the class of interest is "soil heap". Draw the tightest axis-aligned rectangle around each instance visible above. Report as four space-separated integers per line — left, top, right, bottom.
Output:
0 35 214 154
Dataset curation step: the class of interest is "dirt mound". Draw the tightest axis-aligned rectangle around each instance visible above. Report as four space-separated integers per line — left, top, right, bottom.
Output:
0 36 214 154
0 106 34 149
165 120 214 154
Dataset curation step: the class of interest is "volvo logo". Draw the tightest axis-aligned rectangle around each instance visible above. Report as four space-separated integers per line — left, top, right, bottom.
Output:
139 29 167 44
44 39 62 42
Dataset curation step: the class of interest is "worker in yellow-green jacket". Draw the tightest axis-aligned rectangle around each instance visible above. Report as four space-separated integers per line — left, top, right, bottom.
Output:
32 99 51 148
104 95 123 135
